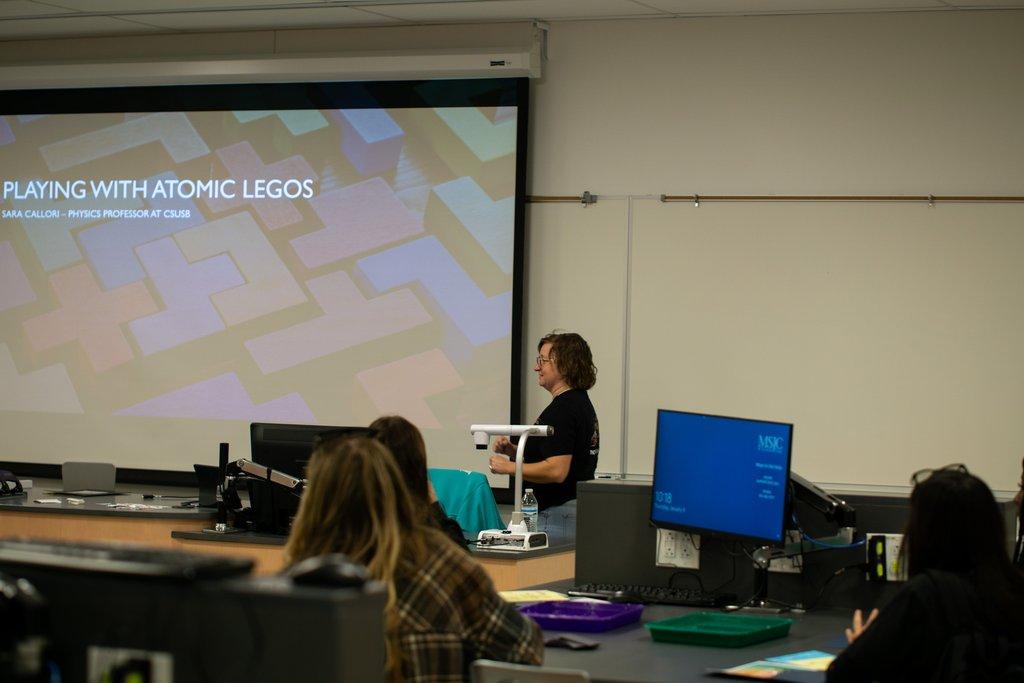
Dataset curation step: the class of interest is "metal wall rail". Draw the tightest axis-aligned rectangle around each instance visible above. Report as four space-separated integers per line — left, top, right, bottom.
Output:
525 194 1024 205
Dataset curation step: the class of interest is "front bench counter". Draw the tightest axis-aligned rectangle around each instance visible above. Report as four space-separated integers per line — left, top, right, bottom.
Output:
171 528 576 590
1 486 576 590
0 489 215 547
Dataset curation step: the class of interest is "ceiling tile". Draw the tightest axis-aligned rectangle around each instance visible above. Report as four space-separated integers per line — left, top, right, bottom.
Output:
947 0 1024 5
0 15 164 38
362 0 666 22
641 0 947 13
124 6 405 30
0 1 81 18
26 0 317 10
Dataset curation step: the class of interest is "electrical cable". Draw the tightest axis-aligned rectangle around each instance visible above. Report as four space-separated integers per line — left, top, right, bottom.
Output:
707 546 738 594
686 533 701 552
716 539 746 557
739 568 768 608
667 569 705 593
790 512 864 550
805 563 868 611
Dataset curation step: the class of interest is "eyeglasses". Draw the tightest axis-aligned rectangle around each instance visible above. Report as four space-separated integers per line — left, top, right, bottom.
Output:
910 463 969 485
535 355 554 366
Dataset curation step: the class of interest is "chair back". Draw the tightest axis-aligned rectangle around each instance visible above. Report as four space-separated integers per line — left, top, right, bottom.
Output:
428 468 504 536
470 659 591 683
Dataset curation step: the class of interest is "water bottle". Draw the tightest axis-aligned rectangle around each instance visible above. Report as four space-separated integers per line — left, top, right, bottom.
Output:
521 489 538 532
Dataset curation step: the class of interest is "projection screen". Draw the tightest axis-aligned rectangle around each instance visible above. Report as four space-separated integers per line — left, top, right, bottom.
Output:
0 78 527 477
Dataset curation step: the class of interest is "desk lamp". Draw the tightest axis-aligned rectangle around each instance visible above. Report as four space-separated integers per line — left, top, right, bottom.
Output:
469 424 552 551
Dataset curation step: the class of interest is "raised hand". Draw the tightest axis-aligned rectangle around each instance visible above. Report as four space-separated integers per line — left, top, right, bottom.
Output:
845 608 879 644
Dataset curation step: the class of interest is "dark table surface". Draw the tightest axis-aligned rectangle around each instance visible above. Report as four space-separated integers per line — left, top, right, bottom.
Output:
0 478 215 519
533 580 850 683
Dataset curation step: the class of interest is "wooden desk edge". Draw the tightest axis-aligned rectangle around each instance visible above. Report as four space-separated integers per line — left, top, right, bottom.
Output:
1 508 576 589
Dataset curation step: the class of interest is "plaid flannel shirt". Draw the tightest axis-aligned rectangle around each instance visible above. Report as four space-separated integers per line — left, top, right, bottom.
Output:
393 539 544 682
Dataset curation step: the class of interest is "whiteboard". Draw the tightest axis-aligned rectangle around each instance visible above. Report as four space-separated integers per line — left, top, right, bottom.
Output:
522 200 629 475
623 200 1024 490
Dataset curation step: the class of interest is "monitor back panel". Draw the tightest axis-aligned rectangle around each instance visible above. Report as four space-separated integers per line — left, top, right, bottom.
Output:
0 565 386 682
576 480 736 587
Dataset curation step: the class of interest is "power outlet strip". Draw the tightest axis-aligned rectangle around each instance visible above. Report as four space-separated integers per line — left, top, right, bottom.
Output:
867 533 906 581
768 530 803 574
655 528 700 569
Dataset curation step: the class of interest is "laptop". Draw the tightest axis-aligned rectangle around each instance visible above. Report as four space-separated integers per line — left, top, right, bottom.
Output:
50 462 121 497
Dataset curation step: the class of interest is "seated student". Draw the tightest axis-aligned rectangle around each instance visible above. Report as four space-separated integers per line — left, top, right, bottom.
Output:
827 465 1024 682
285 435 543 683
370 415 469 550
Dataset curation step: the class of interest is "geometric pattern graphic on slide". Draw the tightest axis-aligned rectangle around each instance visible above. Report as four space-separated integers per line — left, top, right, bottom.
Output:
357 236 512 347
116 372 315 422
356 348 463 429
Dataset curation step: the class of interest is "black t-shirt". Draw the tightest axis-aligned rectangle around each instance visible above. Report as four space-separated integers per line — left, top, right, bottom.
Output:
520 389 599 510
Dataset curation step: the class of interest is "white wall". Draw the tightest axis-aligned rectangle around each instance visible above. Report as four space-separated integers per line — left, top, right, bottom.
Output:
523 11 1024 491
530 12 1024 195
2 10 1022 490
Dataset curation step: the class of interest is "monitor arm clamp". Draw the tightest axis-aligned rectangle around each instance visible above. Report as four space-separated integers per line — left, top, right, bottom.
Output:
789 471 856 529
215 459 306 533
231 458 306 494
752 472 858 568
745 474 858 612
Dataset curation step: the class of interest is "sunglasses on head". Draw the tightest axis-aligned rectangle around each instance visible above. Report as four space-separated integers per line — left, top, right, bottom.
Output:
910 463 969 486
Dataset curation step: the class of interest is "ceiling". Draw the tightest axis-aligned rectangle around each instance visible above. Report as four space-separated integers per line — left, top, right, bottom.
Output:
0 0 1021 41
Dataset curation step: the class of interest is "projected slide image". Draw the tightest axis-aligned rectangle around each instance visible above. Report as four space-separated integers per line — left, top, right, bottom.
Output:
0 94 518 471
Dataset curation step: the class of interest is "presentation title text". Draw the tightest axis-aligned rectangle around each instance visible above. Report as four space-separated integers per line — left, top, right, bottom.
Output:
2 178 317 201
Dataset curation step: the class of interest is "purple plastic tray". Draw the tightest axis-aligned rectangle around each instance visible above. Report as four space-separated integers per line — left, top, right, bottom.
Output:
520 600 644 633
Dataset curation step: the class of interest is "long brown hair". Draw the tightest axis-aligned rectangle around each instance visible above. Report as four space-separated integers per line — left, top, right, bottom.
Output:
369 415 430 516
284 436 439 680
904 468 1024 630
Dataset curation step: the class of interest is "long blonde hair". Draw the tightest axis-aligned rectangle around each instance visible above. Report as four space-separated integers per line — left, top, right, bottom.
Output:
285 436 435 680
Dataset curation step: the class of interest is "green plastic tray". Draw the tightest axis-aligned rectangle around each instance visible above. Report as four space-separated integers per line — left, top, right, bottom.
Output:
645 611 793 647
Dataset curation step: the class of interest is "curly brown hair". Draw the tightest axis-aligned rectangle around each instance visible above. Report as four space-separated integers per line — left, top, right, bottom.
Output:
539 331 596 390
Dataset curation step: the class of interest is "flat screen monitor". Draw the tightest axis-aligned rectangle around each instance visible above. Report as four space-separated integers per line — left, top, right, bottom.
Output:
249 422 372 479
650 409 793 545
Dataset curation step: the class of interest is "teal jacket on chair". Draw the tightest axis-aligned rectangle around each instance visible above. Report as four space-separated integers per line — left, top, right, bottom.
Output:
428 468 504 537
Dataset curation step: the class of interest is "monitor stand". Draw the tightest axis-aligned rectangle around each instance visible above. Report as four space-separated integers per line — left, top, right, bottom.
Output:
202 501 244 534
738 549 789 614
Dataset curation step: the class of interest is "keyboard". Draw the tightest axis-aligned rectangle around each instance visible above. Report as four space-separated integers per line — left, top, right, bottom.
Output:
569 583 736 607
0 539 253 580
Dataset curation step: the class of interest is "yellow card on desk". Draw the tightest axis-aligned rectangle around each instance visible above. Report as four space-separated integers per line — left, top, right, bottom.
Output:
499 590 568 603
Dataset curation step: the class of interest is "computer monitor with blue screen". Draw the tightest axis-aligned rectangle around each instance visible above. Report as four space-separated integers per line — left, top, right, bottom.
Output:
650 409 793 545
